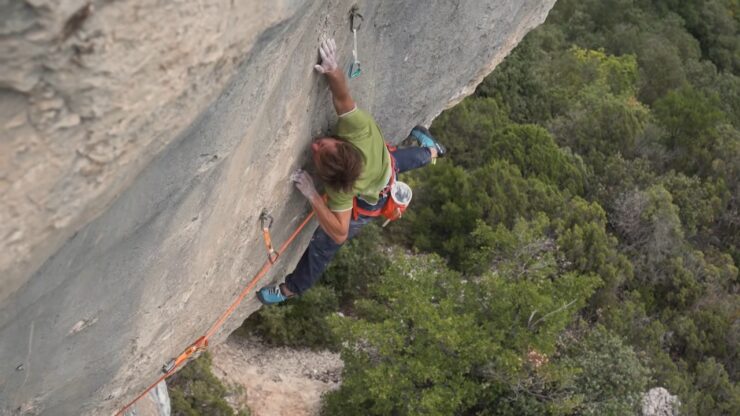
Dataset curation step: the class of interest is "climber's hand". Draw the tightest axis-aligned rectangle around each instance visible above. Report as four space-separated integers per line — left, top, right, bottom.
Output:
291 169 318 200
314 38 338 74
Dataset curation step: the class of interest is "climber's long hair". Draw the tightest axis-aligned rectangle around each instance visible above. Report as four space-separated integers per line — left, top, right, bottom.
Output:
315 138 364 193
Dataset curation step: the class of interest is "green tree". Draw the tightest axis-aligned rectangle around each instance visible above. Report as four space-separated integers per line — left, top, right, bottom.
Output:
658 172 724 238
486 125 586 195
322 223 390 305
428 97 510 168
653 85 727 176
560 325 651 416
636 34 689 104
323 245 599 415
322 255 491 416
652 0 740 73
477 26 565 124
169 352 250 416
547 90 651 163
241 285 339 350
693 358 740 415
401 161 483 269
555 197 633 309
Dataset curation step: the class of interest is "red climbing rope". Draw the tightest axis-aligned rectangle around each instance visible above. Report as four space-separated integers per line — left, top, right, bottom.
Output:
115 209 315 415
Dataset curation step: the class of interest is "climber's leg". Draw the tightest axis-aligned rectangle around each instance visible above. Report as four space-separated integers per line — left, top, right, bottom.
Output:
388 125 446 175
390 146 433 174
283 213 372 295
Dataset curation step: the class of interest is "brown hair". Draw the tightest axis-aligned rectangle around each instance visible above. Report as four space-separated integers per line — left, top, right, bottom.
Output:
315 139 364 193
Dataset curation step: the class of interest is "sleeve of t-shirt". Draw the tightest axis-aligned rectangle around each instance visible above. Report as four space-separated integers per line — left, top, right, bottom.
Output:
326 187 354 212
335 107 375 145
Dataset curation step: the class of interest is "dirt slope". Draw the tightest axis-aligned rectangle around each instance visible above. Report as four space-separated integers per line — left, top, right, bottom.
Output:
211 335 342 416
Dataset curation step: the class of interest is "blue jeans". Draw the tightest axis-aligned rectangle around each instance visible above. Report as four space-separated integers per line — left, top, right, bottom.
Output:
284 146 432 295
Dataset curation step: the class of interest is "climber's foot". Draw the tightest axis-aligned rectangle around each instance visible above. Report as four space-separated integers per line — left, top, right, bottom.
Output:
257 284 293 305
410 125 446 158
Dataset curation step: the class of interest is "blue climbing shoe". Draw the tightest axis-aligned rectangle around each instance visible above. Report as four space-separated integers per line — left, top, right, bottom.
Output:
257 285 289 305
410 125 446 158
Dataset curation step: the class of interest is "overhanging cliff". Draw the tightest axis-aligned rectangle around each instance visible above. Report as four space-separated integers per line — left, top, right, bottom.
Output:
0 1 557 414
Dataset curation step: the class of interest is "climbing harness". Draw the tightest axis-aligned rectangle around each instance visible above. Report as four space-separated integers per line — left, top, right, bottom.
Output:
352 144 396 220
115 209 315 416
351 144 413 226
348 6 363 79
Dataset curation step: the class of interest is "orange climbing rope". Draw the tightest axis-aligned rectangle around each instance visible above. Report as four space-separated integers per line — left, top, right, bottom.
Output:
115 209 315 415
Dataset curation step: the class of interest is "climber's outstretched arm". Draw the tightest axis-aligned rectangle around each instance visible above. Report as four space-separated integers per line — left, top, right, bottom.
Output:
324 68 355 115
314 38 356 115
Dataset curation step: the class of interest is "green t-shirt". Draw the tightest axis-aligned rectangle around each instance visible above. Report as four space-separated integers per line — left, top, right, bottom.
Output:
326 108 392 212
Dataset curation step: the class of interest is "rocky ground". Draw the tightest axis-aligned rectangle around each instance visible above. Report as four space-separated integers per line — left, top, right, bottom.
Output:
210 335 343 416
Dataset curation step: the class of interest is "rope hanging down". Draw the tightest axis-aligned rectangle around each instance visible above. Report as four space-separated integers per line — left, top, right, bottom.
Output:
115 209 315 415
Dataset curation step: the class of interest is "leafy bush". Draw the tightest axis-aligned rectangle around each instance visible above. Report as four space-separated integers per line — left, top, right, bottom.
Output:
322 222 390 305
168 352 250 416
560 325 651 415
241 285 339 350
322 237 599 415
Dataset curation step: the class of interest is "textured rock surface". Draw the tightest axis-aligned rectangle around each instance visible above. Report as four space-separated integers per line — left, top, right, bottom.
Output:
0 1 556 414
642 387 680 416
1 0 294 303
123 381 170 416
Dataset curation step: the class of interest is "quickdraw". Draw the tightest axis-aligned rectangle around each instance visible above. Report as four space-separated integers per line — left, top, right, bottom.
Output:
348 6 363 79
260 210 278 264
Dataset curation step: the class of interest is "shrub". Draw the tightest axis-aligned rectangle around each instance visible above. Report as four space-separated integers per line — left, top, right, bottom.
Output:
168 352 250 416
240 285 339 350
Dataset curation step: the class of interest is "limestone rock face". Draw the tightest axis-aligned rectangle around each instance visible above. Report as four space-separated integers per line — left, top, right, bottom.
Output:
0 1 556 414
126 380 170 416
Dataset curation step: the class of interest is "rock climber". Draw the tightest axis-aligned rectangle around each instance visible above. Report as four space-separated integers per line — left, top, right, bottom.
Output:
257 38 446 305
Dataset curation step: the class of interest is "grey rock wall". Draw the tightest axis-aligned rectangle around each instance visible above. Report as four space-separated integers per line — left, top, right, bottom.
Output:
0 1 556 414
123 380 169 416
